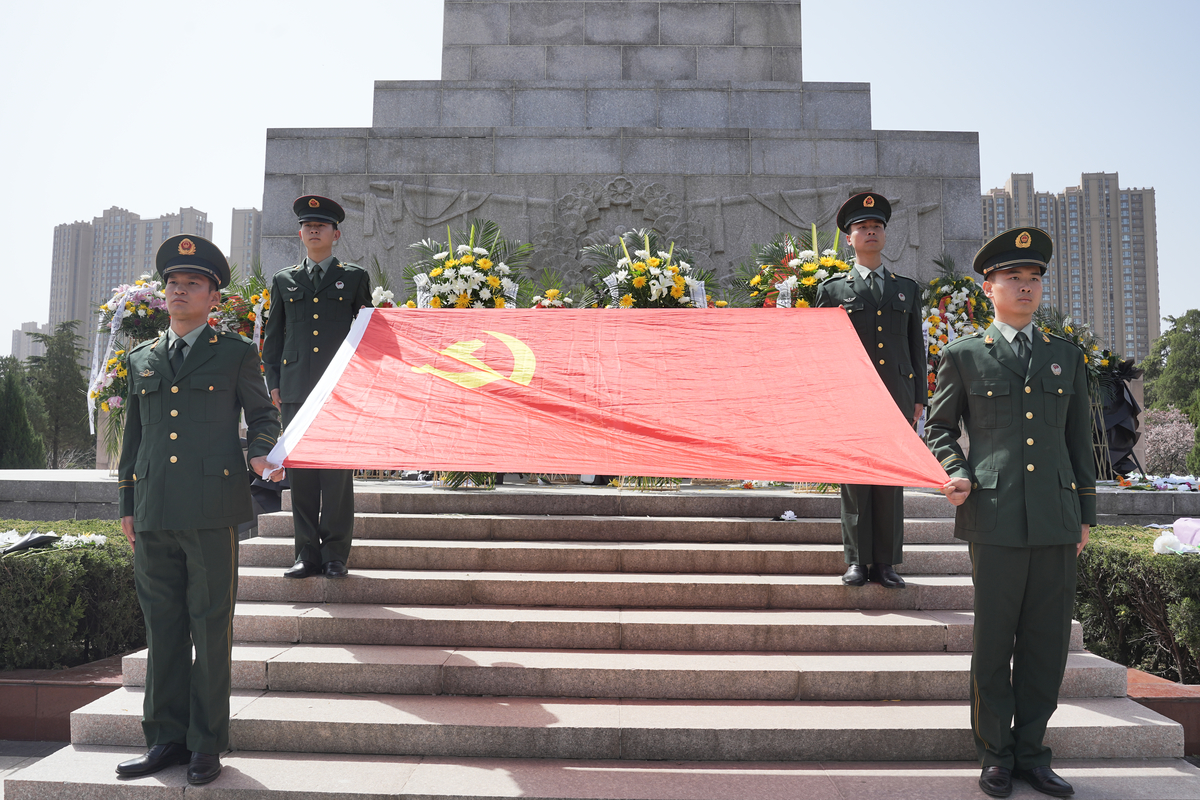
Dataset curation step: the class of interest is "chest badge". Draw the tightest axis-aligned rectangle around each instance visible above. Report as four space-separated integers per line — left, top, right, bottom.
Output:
898 292 905 301
287 286 299 291
335 280 344 289
1051 363 1062 375
139 369 154 377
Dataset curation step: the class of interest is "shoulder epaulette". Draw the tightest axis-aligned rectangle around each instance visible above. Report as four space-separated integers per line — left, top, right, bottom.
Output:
941 333 979 351
131 336 158 352
889 271 916 284
339 261 364 271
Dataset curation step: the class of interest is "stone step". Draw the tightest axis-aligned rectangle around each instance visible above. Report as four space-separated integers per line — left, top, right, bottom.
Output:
119 644 1125 701
70 688 1183 762
235 568 976 610
241 538 969 574
17 747 1200 800
307 485 958 520
233 602 1085 653
257 511 959 544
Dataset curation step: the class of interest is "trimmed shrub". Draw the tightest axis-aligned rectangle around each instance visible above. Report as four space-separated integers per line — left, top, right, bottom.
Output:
1076 526 1200 683
0 519 143 670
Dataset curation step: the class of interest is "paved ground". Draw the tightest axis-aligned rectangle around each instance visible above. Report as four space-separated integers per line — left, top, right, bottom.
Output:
0 741 66 800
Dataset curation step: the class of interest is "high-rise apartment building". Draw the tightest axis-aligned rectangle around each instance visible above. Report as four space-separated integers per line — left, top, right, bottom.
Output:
10 322 50 363
230 208 262 275
982 172 1158 361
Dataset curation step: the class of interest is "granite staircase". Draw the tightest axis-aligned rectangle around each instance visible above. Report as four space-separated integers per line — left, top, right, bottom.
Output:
10 485 1200 799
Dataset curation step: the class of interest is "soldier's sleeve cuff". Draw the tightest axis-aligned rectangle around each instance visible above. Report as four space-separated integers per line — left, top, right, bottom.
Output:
938 453 970 482
1079 489 1097 526
119 488 134 518
248 432 278 460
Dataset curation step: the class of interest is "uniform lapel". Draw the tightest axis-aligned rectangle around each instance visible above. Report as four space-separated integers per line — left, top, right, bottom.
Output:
1027 326 1053 381
849 270 877 308
291 263 315 293
148 332 172 380
314 257 342 294
173 326 218 384
877 268 899 307
984 323 1027 379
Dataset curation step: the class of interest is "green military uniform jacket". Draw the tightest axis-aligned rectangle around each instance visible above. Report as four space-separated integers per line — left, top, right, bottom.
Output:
814 268 926 413
925 323 1097 546
118 327 280 532
262 257 371 405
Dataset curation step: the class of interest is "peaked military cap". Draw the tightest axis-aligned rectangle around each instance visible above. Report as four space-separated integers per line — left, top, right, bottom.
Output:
156 234 230 289
973 227 1053 277
837 192 891 233
294 195 345 225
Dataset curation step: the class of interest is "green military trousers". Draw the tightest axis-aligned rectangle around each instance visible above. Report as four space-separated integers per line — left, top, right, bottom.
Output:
134 527 238 754
969 541 1077 770
839 484 904 565
283 403 355 566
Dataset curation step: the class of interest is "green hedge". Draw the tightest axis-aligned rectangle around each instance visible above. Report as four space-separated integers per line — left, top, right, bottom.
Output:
0 519 144 670
1076 526 1200 684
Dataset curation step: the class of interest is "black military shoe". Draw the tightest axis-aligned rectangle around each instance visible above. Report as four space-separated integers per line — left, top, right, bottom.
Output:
187 752 222 785
324 560 349 578
841 564 868 586
284 560 319 578
116 742 189 776
1016 766 1073 796
870 563 906 588
978 765 1013 797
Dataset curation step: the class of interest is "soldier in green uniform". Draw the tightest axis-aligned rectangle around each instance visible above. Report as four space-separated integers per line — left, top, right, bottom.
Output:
262 196 371 579
814 192 926 588
115 235 281 786
926 227 1094 798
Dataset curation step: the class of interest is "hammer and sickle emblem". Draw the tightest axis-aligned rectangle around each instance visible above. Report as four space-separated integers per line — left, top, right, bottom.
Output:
412 331 535 389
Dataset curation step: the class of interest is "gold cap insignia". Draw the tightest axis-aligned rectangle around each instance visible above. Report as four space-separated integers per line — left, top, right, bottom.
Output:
178 238 196 256
863 196 875 208
1016 232 1032 249
308 198 320 208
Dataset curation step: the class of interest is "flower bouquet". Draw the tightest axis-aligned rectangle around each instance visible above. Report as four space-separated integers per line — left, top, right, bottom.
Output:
528 268 595 309
582 229 712 308
921 255 992 401
404 219 533 309
731 225 852 308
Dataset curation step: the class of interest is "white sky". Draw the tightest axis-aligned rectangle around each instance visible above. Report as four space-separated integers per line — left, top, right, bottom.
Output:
2 0 1196 355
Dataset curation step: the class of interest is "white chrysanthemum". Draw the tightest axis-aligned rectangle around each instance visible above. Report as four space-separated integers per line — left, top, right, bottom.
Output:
616 257 631 268
815 268 829 280
564 298 574 305
472 301 485 309
433 251 449 261
456 244 471 254
797 250 816 261
657 250 671 259
451 279 469 294
442 268 456 281
780 275 798 290
497 263 511 275
614 269 629 283
822 248 837 257
684 276 700 289
787 259 802 269
501 277 518 294
678 260 691 271
480 288 493 300
473 247 488 256
634 249 650 259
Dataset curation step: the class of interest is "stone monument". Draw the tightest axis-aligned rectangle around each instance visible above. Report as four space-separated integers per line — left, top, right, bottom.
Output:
261 1 981 288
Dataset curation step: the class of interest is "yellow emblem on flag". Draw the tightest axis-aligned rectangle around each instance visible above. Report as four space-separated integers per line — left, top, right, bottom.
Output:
413 331 535 389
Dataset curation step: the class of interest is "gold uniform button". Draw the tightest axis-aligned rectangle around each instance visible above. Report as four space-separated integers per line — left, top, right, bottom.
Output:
876 310 882 316
1026 464 1035 472
170 456 177 463
313 347 319 353
1058 388 1063 394
908 373 913 379
132 473 136 480
171 409 179 417
1026 411 1033 419
1024 386 1032 394
313 297 319 304
208 385 214 391
224 469 229 476
1026 438 1034 445
140 389 145 395
283 359 288 365
313 314 319 319
1071 482 1077 489
170 432 177 440
879 359 885 365
877 326 883 332
877 342 883 348
171 386 179 394
313 330 319 336
987 391 993 397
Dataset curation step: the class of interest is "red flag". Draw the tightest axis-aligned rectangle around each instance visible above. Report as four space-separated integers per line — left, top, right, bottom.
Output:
268 308 948 487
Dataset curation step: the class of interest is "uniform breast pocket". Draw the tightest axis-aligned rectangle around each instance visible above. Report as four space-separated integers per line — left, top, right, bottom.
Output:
889 299 910 335
321 288 352 321
202 454 248 519
968 381 1012 428
190 375 232 422
1042 377 1073 427
283 290 309 319
135 376 162 425
842 300 864 316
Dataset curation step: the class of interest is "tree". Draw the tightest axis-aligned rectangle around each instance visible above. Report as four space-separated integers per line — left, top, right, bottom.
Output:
27 321 92 469
1141 310 1200 421
0 369 46 468
0 356 49 445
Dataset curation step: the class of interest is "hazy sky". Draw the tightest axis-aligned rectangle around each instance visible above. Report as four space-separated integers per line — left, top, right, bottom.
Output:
3 0 1195 356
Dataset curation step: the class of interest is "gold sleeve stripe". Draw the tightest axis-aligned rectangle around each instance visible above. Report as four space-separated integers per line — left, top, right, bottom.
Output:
253 434 278 445
940 455 965 467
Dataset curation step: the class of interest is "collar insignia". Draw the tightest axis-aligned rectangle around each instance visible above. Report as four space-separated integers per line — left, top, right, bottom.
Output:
1042 333 1051 343
139 369 154 377
178 238 196 256
1051 363 1062 375
985 335 995 344
1016 231 1032 249
308 198 320 208
209 335 218 343
863 196 875 208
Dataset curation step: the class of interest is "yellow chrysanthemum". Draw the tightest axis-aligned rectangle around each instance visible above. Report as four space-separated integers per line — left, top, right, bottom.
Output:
631 262 646 273
673 275 686 289
477 258 493 270
460 254 475 265
248 312 256 321
1101 358 1110 366
801 276 817 286
670 285 685 299
430 296 443 308
802 263 818 273
632 275 647 288
646 257 661 268
715 300 728 307
544 289 560 301
930 345 941 355
619 294 634 308
455 292 472 308
750 275 762 286
819 256 836 267
405 300 416 308
795 299 809 308
838 262 852 271
430 267 444 278
487 276 501 288
101 402 110 412
667 265 678 274
250 295 260 303
750 290 759 297
444 258 459 269
494 297 506 309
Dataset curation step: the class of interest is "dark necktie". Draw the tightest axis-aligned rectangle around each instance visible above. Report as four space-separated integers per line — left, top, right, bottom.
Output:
1014 331 1031 371
311 264 324 285
170 338 186 377
869 272 882 302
